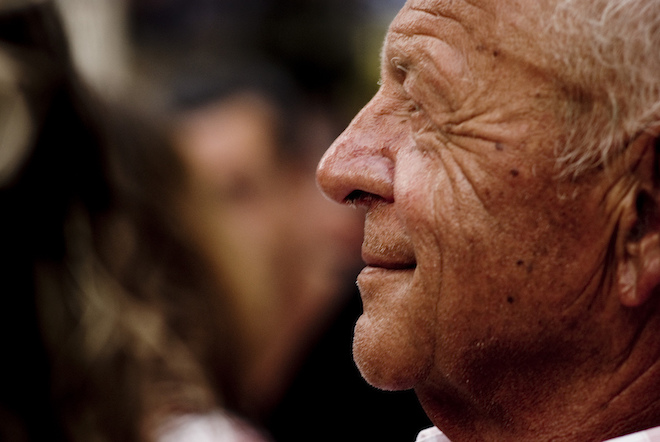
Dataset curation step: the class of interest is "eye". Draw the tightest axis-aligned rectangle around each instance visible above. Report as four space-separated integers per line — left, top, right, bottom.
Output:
390 56 409 83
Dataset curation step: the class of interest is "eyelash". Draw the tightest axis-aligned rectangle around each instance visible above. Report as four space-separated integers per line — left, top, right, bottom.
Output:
391 57 408 71
390 56 409 82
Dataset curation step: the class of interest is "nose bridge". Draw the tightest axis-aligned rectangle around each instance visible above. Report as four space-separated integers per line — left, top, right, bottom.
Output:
316 96 397 205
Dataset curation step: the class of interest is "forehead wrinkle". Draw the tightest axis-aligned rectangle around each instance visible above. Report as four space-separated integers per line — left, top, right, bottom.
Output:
385 5 474 67
405 0 496 30
407 0 489 12
384 1 561 146
406 5 470 35
390 3 473 42
385 3 486 84
401 0 549 70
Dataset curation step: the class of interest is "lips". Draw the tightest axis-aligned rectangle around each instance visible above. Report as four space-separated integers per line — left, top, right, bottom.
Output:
361 248 416 270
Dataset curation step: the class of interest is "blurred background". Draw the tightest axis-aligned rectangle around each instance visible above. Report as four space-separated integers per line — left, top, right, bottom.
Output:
49 0 432 440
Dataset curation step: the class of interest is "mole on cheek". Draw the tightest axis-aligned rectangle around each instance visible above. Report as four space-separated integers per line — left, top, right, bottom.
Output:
516 259 534 274
510 169 519 177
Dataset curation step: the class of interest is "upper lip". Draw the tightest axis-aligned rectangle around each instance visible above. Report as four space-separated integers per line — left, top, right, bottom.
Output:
361 224 416 270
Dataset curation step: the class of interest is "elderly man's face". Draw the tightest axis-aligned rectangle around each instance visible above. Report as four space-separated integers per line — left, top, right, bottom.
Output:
317 0 627 399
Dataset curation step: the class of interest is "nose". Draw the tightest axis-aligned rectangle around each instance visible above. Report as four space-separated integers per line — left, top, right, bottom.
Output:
316 98 398 207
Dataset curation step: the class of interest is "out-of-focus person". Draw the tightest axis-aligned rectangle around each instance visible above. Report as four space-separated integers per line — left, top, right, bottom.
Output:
169 63 365 417
165 63 432 441
0 2 267 441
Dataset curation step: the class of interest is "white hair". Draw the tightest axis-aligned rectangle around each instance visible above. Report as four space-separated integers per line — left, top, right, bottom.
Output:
545 0 660 177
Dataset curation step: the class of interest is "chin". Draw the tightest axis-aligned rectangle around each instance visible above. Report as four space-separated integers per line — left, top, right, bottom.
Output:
352 314 432 391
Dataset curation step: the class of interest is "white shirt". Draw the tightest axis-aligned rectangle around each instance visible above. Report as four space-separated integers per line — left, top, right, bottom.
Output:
415 427 450 442
415 426 660 442
608 428 660 442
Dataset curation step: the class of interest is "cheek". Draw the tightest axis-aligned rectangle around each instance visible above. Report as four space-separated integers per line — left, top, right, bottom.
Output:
396 146 612 368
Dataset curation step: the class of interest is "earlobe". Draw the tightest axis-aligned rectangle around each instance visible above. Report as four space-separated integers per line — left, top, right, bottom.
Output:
618 233 660 307
618 257 638 307
634 233 660 305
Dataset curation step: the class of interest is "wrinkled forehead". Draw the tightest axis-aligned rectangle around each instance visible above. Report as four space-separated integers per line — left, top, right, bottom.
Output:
399 0 498 20
383 0 558 87
386 0 550 55
397 0 551 20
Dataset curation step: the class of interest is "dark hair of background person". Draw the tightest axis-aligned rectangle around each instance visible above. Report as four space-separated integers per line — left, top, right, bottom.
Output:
168 58 305 163
0 3 238 441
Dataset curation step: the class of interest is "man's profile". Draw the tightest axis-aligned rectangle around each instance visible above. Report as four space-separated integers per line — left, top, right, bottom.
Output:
317 0 660 441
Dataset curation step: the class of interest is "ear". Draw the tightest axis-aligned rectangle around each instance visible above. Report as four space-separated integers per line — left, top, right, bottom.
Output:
617 133 660 307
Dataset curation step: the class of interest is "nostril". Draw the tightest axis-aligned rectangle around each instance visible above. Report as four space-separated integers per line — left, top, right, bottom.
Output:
316 111 395 206
344 190 388 208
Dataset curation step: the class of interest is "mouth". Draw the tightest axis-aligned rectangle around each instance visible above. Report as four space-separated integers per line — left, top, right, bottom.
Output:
361 250 417 270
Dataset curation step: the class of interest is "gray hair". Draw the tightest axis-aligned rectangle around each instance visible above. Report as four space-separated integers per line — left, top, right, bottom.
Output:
546 0 660 177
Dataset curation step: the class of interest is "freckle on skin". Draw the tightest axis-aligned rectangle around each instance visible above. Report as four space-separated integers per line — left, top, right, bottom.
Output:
516 260 524 266
495 143 505 151
507 296 515 304
510 169 519 177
